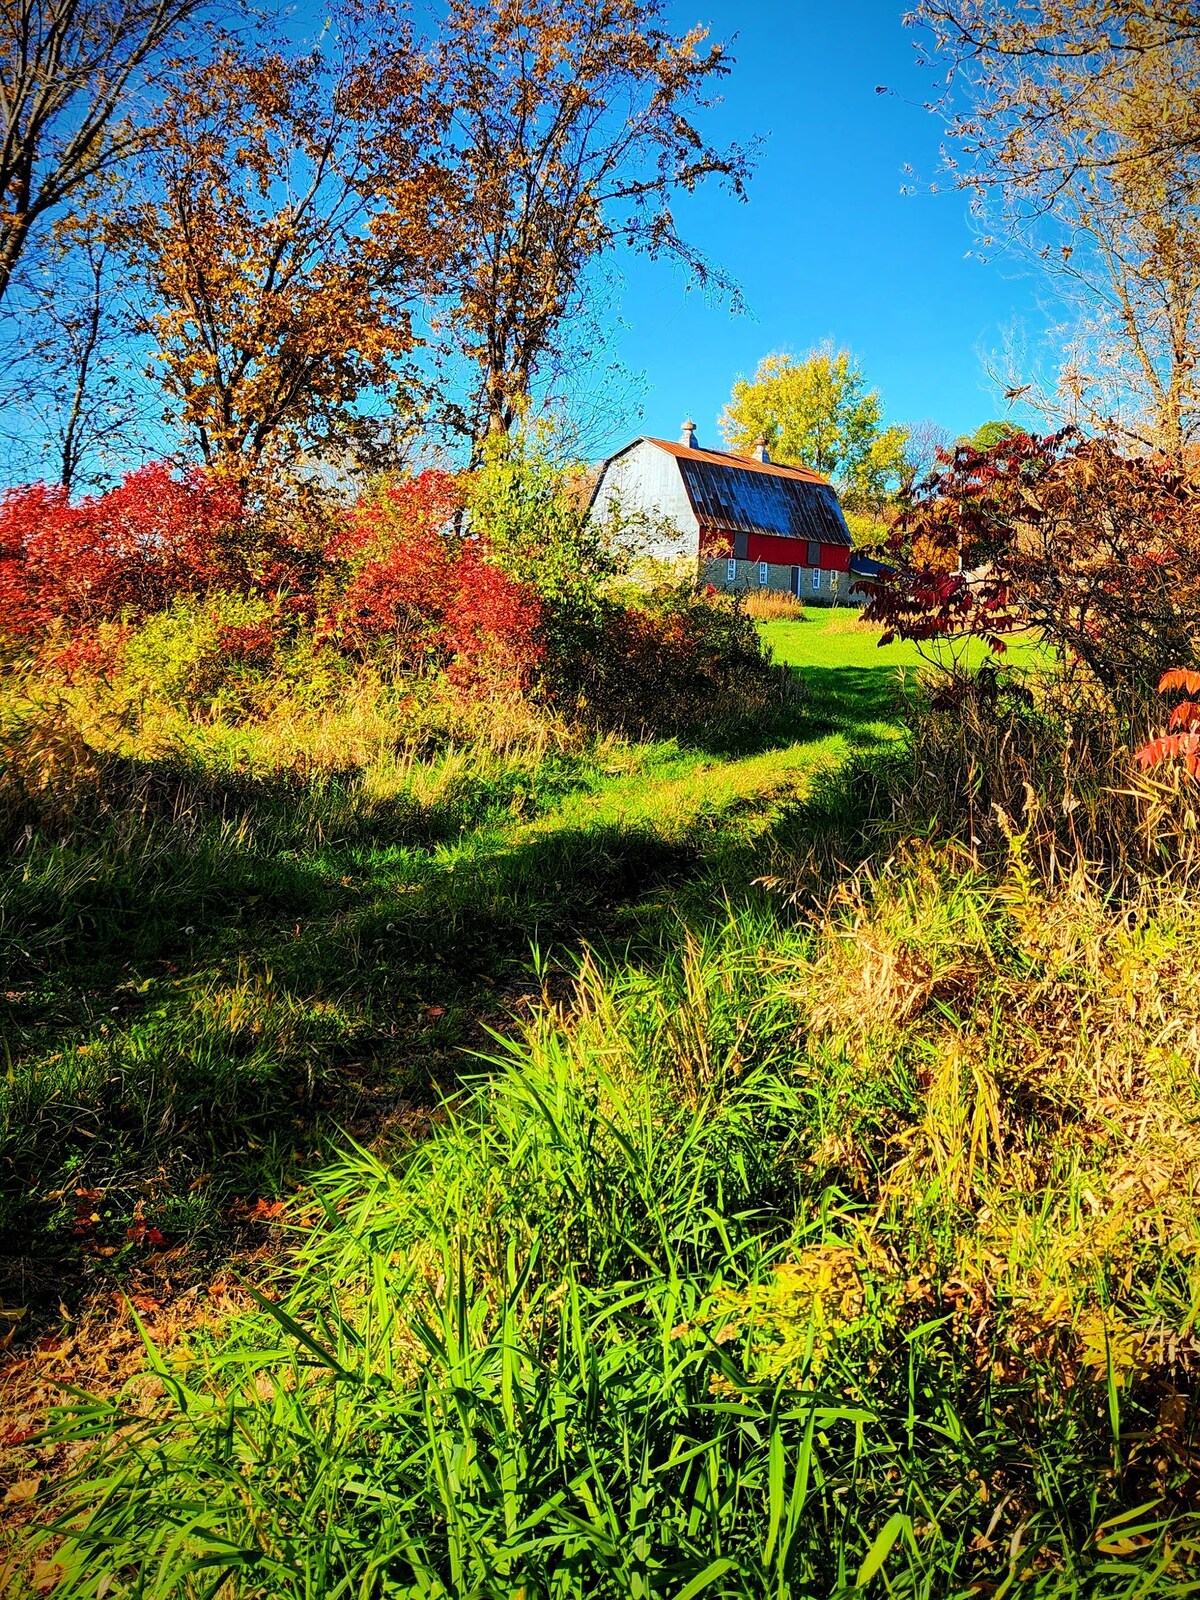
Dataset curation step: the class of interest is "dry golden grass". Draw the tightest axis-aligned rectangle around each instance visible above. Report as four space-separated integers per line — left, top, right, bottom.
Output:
772 841 1200 1396
898 673 1200 886
740 589 806 621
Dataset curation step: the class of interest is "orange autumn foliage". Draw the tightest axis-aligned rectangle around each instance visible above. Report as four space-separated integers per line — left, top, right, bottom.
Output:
124 16 454 476
1136 669 1200 777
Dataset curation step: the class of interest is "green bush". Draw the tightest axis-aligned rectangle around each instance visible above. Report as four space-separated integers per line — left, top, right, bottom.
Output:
117 592 283 717
466 431 616 622
110 591 362 728
548 584 794 735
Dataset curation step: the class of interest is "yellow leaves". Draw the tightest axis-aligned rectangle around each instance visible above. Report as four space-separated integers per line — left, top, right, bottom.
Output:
3 1476 42 1505
698 1245 870 1386
1075 1308 1154 1389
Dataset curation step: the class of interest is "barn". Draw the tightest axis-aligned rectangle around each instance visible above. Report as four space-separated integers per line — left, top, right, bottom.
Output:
591 421 857 602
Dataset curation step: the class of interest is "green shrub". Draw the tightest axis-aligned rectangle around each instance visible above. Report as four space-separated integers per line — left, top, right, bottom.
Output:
547 584 795 735
117 591 285 718
466 430 617 622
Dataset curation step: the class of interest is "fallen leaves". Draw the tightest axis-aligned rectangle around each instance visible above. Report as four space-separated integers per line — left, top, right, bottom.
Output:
3 1477 42 1505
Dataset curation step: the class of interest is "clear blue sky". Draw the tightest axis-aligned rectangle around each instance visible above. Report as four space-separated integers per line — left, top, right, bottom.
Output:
586 0 1050 458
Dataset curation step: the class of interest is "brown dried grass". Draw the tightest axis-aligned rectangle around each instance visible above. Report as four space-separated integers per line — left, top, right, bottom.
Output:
740 589 806 621
816 605 876 634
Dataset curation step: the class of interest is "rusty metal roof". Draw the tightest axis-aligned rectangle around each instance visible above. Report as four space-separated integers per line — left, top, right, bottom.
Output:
645 437 831 485
625 438 852 546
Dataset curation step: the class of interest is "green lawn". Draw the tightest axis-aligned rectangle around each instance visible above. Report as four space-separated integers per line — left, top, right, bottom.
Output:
763 605 1047 675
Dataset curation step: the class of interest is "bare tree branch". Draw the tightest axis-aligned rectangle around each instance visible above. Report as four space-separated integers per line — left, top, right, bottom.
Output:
0 0 219 307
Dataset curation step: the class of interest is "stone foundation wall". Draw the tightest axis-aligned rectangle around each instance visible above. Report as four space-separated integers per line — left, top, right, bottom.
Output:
700 557 859 604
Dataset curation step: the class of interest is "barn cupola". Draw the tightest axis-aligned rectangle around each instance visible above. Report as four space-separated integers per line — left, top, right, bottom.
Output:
680 419 698 450
752 436 770 463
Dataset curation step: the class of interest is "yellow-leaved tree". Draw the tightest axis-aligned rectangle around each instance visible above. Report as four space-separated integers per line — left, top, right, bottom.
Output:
720 348 910 510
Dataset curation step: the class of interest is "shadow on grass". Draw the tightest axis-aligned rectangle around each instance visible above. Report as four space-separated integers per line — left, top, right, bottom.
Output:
669 661 910 760
0 778 715 1315
793 664 911 742
0 668 911 1326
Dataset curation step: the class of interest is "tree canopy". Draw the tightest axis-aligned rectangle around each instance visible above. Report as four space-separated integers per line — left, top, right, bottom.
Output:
429 0 750 451
0 0 214 308
914 1 1200 462
122 27 453 478
1 0 750 486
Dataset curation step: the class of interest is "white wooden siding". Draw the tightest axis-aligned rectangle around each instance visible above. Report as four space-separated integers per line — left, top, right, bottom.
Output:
592 440 700 562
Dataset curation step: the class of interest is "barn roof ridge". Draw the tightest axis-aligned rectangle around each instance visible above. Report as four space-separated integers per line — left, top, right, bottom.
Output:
642 435 831 487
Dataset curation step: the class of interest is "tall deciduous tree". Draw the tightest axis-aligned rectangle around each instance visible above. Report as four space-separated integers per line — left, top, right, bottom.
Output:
720 348 910 508
425 0 750 451
913 2 1200 190
124 27 453 478
914 1 1200 462
0 0 213 309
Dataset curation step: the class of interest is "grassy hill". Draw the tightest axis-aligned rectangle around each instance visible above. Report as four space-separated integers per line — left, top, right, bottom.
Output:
5 610 1200 1598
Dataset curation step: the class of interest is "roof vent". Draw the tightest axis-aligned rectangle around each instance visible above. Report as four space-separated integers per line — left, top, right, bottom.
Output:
752 436 770 463
680 419 698 450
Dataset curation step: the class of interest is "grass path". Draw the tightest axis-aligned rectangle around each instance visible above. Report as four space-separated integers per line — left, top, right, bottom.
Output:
0 613 903 1362
13 614 1189 1598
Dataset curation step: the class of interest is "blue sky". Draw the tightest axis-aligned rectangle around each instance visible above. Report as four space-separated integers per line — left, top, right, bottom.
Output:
584 0 1051 458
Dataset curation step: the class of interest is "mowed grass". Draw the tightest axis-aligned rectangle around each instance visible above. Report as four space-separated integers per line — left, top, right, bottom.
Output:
0 627 888 1324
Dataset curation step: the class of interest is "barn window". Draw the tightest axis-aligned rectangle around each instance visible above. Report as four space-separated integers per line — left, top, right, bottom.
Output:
726 557 737 582
811 568 821 592
806 540 821 568
758 561 768 584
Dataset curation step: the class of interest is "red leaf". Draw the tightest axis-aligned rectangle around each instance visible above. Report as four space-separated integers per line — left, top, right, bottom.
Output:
1134 731 1200 770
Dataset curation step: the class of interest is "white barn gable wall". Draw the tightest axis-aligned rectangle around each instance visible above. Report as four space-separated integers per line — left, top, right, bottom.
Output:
592 440 699 562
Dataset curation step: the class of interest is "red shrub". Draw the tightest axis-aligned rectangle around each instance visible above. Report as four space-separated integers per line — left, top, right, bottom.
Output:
446 542 544 689
216 620 277 667
859 430 1200 711
326 471 543 689
326 470 464 569
2 462 544 696
50 629 128 683
0 465 243 640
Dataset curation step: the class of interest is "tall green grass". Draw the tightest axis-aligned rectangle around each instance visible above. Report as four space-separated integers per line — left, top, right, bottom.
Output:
12 621 1200 1595
29 861 1200 1596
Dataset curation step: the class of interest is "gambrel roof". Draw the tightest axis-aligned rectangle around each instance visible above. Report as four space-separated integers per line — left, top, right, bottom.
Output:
599 437 852 547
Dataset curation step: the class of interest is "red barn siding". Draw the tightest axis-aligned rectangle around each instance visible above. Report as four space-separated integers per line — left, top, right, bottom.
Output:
700 530 850 570
757 535 849 572
698 527 733 558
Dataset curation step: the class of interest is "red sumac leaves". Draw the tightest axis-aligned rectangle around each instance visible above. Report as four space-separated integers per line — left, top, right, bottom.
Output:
0 465 243 640
1135 670 1200 778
